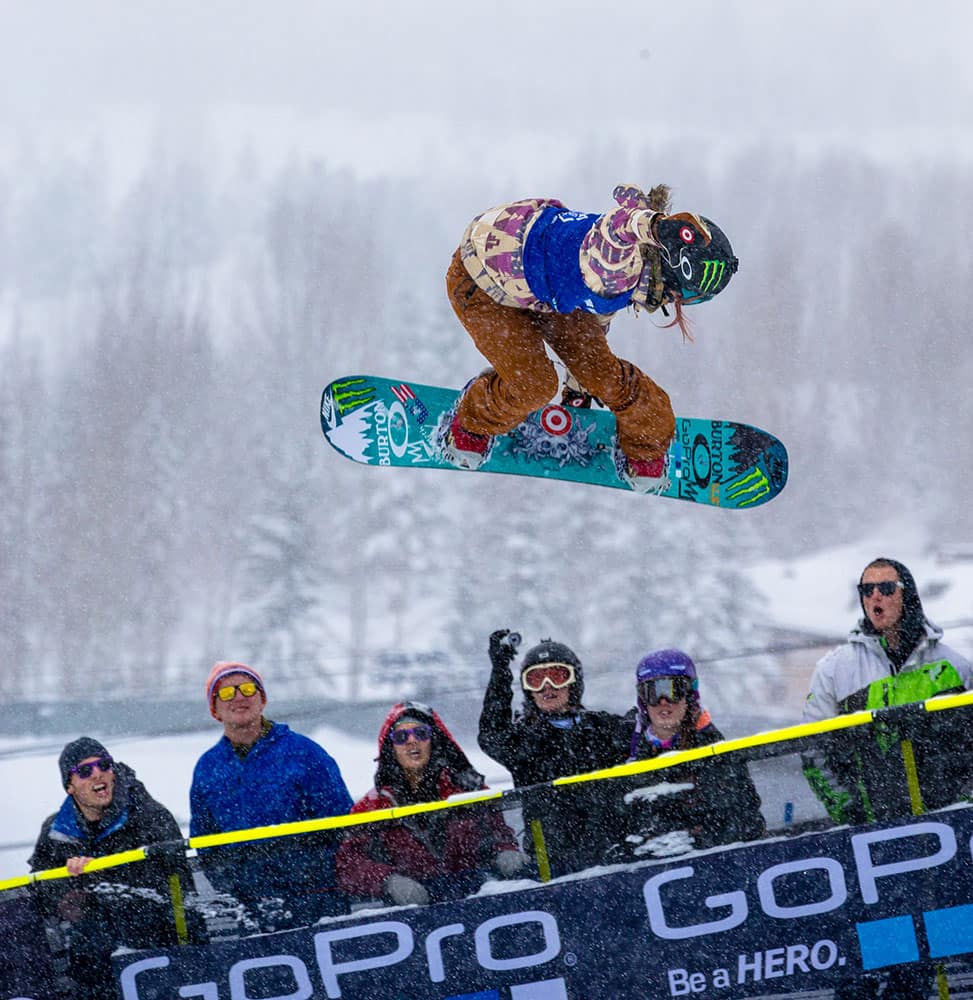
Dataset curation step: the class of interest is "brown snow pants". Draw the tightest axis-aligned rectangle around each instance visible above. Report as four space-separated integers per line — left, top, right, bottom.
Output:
446 249 675 462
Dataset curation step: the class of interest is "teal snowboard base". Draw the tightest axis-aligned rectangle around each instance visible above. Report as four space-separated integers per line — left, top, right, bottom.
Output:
320 375 788 509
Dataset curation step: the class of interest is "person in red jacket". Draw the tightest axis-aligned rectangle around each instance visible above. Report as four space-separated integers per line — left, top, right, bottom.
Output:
336 702 524 906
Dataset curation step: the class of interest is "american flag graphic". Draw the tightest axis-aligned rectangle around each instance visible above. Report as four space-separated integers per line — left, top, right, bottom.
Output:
390 383 416 404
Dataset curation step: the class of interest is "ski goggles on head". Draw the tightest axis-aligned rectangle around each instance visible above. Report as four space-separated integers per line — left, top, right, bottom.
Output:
639 677 693 706
70 757 114 780
522 662 576 692
216 681 260 702
389 724 433 745
857 580 903 598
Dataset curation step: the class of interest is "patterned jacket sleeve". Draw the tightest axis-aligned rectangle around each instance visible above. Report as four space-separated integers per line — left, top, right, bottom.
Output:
579 185 662 298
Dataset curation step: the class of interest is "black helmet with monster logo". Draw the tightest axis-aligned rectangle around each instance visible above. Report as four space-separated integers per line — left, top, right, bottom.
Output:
654 214 738 306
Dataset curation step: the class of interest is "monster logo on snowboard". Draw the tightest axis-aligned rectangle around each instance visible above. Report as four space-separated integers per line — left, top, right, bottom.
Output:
321 375 787 509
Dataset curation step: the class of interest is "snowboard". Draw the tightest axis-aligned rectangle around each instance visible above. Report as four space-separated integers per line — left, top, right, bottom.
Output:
320 375 788 509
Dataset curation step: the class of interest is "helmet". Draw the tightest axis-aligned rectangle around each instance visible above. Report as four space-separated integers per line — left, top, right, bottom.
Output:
635 648 697 685
521 639 584 705
635 649 699 716
655 214 738 306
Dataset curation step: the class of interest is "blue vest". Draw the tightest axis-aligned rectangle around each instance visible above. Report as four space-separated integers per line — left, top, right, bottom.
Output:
523 207 635 315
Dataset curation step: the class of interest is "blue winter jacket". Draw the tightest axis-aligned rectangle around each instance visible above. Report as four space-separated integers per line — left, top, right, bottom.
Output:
190 723 352 901
523 207 636 315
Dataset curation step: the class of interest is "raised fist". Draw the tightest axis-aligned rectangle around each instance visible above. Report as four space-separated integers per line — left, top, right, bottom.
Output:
489 629 521 672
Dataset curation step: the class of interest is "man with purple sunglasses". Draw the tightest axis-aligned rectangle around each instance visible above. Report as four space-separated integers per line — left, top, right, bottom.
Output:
29 736 201 996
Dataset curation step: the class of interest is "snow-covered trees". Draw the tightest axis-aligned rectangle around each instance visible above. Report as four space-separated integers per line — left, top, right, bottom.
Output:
1 142 969 703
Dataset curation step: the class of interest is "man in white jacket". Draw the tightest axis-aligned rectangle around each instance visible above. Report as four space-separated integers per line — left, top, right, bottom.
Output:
801 557 972 1000
803 557 971 730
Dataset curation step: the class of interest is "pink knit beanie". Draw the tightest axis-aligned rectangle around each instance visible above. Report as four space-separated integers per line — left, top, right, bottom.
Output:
205 661 266 718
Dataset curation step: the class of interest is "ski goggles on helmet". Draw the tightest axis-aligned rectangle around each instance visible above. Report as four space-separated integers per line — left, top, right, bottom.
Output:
70 756 114 780
639 676 693 706
858 580 903 598
389 724 433 745
216 681 260 702
522 662 576 692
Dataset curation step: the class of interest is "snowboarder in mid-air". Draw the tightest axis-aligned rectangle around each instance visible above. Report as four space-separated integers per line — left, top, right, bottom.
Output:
440 183 738 492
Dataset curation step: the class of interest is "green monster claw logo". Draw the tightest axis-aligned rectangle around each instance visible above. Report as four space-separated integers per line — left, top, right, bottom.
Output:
726 467 770 507
331 377 376 415
699 260 726 295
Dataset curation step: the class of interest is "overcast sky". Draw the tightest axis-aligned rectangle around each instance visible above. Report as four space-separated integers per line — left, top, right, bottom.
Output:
2 0 971 181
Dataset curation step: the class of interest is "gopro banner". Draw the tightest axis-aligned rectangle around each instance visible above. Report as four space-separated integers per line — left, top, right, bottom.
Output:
115 805 973 999
0 891 58 999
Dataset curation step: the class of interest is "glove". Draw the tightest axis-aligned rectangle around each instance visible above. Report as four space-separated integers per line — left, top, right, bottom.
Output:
383 873 430 906
612 182 671 213
613 183 653 210
613 183 675 247
489 629 521 672
495 850 527 878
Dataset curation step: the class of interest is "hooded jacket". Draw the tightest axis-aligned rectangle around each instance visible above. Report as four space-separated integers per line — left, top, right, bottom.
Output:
803 620 971 723
336 703 518 901
801 560 973 823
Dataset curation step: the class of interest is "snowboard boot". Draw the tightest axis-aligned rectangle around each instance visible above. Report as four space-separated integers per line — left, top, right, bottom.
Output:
438 408 492 470
560 384 597 409
613 442 671 495
560 371 600 409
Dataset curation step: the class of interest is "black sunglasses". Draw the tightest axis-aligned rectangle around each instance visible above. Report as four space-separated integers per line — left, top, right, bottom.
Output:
70 756 114 780
639 676 693 706
858 581 904 598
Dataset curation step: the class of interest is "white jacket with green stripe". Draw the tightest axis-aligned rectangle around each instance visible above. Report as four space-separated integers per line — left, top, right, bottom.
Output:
802 619 972 723
801 620 972 824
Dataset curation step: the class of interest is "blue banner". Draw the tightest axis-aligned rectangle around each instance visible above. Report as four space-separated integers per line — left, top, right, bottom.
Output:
113 804 973 999
0 891 58 999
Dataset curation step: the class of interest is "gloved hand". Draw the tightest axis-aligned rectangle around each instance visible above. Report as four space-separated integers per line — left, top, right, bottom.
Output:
383 873 430 906
613 183 675 247
613 183 653 211
495 850 527 878
489 629 521 673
